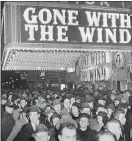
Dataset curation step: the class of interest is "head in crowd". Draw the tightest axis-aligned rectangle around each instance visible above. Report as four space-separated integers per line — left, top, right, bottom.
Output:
46 109 54 122
70 95 75 105
53 99 61 114
58 122 77 141
79 113 90 130
18 97 27 109
110 93 116 102
106 104 115 119
85 95 94 109
75 96 81 104
50 112 61 127
95 130 117 141
45 105 51 113
104 119 122 140
114 109 126 125
71 102 80 117
97 111 108 126
7 94 13 102
19 105 29 120
32 124 50 141
5 102 14 114
28 105 40 125
114 97 121 107
1 96 7 105
63 98 71 110
81 102 91 116
118 103 128 115
97 98 106 106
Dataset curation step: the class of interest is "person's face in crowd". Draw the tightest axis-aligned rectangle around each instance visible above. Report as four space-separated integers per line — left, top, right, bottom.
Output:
114 100 120 106
97 116 103 124
76 99 80 103
47 113 53 122
20 100 27 108
123 93 130 100
35 132 50 141
88 102 94 109
79 117 89 128
1 99 7 105
22 93 27 97
58 127 76 141
8 95 13 102
107 109 113 117
110 94 116 101
81 108 91 115
70 98 75 105
52 117 60 127
107 122 122 140
20 112 27 119
29 112 40 124
98 100 106 106
54 104 61 114
64 99 70 109
40 102 47 109
45 106 51 113
71 106 79 115
5 106 14 114
98 134 116 141
119 113 126 125
47 95 50 99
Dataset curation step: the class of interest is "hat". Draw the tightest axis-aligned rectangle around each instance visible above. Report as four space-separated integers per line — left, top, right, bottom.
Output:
53 99 61 106
72 102 81 109
98 97 106 101
6 102 14 108
45 109 54 116
118 103 129 109
107 104 115 111
75 96 81 100
97 111 107 118
56 115 78 130
32 124 48 136
19 96 27 101
85 97 94 103
29 105 40 113
81 102 90 109
79 113 90 119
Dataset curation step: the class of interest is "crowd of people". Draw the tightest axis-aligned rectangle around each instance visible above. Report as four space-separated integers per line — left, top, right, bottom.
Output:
1 85 132 141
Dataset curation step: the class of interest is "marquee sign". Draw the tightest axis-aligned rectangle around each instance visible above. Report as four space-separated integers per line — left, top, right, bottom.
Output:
21 6 132 45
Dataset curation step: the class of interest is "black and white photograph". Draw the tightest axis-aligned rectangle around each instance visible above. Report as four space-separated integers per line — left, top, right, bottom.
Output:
1 1 132 141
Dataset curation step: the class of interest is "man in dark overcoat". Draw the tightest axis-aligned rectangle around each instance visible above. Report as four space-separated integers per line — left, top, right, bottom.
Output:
1 102 15 141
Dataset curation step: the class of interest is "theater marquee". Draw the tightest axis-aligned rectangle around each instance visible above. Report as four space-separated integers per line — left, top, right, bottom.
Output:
21 6 132 45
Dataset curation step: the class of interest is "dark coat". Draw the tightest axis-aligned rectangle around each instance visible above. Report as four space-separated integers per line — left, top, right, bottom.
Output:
18 120 44 141
1 112 15 141
77 126 97 141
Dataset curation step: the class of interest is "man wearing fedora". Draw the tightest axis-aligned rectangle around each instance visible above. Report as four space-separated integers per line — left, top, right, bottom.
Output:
32 124 50 141
18 105 44 141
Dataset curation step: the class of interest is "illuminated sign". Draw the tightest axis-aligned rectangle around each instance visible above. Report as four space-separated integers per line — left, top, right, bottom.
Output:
21 6 132 45
75 52 112 82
